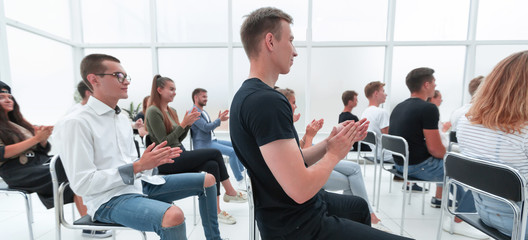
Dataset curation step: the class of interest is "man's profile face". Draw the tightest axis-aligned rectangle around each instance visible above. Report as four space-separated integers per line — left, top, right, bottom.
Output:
273 20 298 75
196 91 208 107
426 78 437 98
94 60 129 101
376 87 387 104
351 95 358 108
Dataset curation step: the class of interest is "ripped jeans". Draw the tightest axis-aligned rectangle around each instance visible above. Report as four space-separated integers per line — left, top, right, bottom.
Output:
94 172 220 240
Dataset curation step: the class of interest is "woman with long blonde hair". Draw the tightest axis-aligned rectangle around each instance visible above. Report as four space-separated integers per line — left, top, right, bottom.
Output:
457 50 528 238
145 75 247 225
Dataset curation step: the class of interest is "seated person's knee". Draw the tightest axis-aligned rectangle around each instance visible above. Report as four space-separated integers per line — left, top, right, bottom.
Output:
204 173 216 187
161 206 185 228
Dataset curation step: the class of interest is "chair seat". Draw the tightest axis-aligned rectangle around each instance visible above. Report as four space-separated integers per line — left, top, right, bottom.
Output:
456 213 507 240
362 156 394 164
387 168 434 182
73 215 125 227
0 182 30 194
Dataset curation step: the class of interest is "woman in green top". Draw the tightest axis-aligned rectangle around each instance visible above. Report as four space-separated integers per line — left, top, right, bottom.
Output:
145 75 247 225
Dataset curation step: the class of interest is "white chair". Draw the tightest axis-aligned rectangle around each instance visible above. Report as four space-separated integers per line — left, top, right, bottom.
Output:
50 155 147 240
245 172 260 240
378 134 442 235
0 178 34 240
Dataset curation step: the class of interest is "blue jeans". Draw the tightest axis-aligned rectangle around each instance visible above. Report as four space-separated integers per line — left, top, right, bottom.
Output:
474 192 527 239
394 156 475 213
199 139 245 181
94 173 221 240
323 161 373 212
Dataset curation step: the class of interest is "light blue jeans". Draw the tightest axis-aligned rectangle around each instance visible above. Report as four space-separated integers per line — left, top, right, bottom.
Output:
394 156 475 213
197 139 245 181
473 192 527 239
94 173 221 240
323 161 373 213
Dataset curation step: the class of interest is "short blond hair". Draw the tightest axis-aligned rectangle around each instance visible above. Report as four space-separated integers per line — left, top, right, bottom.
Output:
364 81 385 99
467 50 528 134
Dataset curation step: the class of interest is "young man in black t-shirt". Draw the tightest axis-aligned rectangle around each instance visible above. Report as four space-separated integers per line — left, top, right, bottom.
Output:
389 68 445 205
339 90 371 151
230 7 412 240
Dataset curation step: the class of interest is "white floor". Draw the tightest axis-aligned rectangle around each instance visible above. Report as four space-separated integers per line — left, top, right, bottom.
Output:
0 156 489 240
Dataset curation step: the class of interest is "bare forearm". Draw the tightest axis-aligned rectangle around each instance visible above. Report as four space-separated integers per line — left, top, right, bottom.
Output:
292 155 339 202
302 139 328 166
4 137 39 158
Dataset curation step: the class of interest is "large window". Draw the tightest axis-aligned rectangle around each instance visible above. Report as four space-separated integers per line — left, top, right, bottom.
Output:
7 27 73 125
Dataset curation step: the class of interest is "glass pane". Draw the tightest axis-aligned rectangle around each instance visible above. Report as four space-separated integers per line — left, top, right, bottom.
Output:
232 0 308 42
84 48 153 115
477 0 528 40
81 0 150 43
310 47 385 133
475 45 528 78
156 0 228 42
390 46 466 122
312 0 387 41
233 47 307 132
158 48 230 130
6 27 74 125
5 0 71 39
394 0 470 41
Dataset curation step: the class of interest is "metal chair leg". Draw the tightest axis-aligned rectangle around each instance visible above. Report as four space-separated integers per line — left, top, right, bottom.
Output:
21 192 34 240
193 196 198 226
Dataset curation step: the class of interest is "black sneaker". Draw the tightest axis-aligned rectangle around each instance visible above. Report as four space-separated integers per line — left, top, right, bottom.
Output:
82 230 113 238
403 183 429 193
431 197 457 208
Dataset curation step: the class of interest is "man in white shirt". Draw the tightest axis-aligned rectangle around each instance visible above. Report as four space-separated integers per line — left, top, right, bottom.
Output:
450 76 484 131
55 54 222 240
361 81 391 162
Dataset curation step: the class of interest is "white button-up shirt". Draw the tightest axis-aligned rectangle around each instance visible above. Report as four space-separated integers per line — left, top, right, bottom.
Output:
54 97 143 218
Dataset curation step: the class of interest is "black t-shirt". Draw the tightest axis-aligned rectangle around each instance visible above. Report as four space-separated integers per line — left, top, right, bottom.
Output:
339 111 358 124
389 98 439 165
338 112 371 151
229 78 324 238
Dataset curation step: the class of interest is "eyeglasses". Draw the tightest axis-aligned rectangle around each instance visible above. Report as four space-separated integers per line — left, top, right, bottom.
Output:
96 72 131 83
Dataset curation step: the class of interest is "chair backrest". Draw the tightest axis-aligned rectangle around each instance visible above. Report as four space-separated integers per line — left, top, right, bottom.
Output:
449 131 458 144
189 129 194 150
381 134 408 160
144 134 153 146
360 130 376 146
445 153 526 202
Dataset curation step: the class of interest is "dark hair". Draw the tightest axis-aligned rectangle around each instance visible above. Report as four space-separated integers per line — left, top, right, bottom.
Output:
77 81 92 99
148 74 179 133
0 96 34 145
364 81 385 98
192 88 207 103
342 90 358 106
141 95 150 115
405 67 435 93
80 54 120 91
468 75 484 97
240 7 293 59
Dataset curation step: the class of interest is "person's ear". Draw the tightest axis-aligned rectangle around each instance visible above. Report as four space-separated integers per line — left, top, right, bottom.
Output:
157 87 163 95
265 32 274 51
87 74 98 88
